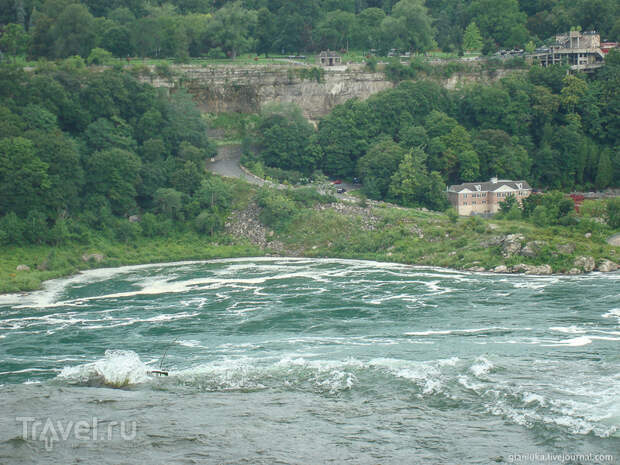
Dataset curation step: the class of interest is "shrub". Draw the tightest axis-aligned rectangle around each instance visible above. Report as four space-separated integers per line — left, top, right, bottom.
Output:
607 198 620 229
532 205 549 227
256 188 297 230
446 208 458 223
465 215 485 233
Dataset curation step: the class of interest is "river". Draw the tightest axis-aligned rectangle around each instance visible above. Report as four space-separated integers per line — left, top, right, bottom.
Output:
0 258 618 464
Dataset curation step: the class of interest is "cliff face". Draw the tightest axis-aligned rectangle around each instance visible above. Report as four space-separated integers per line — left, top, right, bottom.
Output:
143 65 393 121
141 64 517 120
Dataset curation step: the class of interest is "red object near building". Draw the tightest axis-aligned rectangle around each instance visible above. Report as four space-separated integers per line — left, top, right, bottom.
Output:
601 42 618 54
569 194 585 212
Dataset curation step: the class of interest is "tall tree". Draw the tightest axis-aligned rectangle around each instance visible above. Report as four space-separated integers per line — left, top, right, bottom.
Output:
462 21 483 52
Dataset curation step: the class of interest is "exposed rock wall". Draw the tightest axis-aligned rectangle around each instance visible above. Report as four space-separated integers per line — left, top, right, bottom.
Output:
140 64 518 120
142 65 392 120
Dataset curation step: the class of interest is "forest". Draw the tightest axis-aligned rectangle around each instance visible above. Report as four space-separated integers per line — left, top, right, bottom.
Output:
0 63 238 247
0 0 618 62
247 52 619 209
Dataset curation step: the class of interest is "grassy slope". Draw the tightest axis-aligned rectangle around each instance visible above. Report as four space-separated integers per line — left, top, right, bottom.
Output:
271 200 618 272
0 233 263 294
2 195 617 294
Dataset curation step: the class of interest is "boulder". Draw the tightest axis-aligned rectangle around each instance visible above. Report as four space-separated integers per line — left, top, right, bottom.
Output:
557 243 576 255
487 223 499 230
597 259 618 273
511 264 529 273
82 253 105 263
467 266 486 272
574 256 595 272
16 264 30 272
502 234 525 257
568 268 582 275
525 264 552 275
584 232 592 239
510 263 552 274
493 265 509 273
520 241 545 258
128 215 140 223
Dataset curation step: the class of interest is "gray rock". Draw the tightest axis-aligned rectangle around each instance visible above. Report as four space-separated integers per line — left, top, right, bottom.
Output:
510 263 552 274
557 243 576 254
525 264 552 275
597 259 618 272
567 268 582 275
16 264 30 271
584 232 592 239
481 235 505 248
493 265 509 273
128 215 140 223
82 253 105 263
574 256 595 272
511 264 529 273
467 266 486 272
487 223 499 230
520 241 545 258
502 234 525 257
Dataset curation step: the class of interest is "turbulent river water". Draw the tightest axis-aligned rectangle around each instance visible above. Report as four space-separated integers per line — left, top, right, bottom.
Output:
0 258 618 464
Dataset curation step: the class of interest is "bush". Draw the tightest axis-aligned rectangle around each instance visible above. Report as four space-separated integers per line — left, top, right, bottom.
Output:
465 215 485 233
532 205 549 227
0 212 25 245
194 210 223 235
607 198 620 229
87 48 113 65
256 188 297 230
446 208 458 223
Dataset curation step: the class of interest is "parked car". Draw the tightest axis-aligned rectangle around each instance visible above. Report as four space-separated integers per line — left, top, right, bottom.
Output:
336 188 346 194
332 180 342 185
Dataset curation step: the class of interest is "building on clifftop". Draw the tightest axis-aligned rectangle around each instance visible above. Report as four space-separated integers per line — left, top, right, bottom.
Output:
317 50 342 67
447 178 532 216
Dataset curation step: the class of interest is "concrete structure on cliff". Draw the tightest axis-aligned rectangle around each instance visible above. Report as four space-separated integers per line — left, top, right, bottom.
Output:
447 178 531 216
529 31 615 72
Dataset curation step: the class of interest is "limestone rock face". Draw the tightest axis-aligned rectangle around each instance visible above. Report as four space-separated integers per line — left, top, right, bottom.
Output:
82 253 105 263
525 264 552 275
597 259 618 272
16 264 30 271
520 241 545 258
557 243 576 254
573 256 595 272
510 263 552 274
502 234 525 257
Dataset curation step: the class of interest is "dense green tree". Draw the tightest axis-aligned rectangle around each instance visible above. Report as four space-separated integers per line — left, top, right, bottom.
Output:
50 3 96 57
356 137 405 199
595 149 612 190
381 0 435 52
467 0 528 48
0 23 30 61
205 1 257 58
257 104 319 174
462 22 483 52
389 147 448 210
85 148 141 215
0 137 50 217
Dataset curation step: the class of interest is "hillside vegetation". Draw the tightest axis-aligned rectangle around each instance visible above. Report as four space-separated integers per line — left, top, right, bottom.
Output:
0 0 618 63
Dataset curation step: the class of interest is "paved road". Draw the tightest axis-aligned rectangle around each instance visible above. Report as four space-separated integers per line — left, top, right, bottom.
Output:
206 144 264 185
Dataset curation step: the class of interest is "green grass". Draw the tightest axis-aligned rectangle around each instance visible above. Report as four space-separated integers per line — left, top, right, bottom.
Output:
0 232 263 294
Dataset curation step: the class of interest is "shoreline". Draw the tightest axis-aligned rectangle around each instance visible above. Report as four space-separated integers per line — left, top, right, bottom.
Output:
4 251 618 298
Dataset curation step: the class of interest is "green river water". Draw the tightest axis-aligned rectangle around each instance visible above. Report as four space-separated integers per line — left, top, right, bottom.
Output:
0 258 618 464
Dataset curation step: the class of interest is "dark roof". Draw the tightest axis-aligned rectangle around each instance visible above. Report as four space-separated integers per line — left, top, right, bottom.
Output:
448 180 531 193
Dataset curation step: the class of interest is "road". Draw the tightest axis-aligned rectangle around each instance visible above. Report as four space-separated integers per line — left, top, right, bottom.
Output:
206 144 264 185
